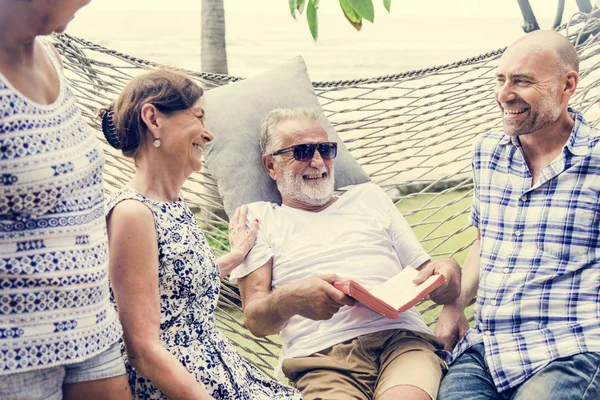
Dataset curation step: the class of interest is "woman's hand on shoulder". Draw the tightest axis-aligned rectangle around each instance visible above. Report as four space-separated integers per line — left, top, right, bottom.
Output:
216 206 259 279
227 205 259 264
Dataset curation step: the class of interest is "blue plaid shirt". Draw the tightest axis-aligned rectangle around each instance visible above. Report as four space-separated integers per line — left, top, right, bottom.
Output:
451 110 600 392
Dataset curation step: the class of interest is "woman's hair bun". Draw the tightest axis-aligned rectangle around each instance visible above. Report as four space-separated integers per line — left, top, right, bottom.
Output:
100 107 122 150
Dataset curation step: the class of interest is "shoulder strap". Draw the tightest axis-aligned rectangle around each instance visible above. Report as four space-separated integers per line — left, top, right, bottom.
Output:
105 188 149 217
39 38 63 71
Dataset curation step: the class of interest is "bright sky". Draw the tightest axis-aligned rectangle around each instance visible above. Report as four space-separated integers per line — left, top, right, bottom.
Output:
69 0 592 79
84 0 580 21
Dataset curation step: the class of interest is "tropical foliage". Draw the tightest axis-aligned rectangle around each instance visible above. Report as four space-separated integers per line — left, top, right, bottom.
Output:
289 0 392 40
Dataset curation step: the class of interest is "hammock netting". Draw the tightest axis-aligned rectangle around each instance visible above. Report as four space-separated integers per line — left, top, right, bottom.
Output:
50 14 600 377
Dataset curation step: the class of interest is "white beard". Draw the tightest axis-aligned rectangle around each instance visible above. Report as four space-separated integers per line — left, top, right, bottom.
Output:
276 164 335 206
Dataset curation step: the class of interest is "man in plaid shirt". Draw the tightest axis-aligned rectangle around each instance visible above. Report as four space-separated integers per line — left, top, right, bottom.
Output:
437 30 600 399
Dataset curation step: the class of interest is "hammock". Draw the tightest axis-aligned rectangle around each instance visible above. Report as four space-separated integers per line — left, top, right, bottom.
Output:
50 14 600 377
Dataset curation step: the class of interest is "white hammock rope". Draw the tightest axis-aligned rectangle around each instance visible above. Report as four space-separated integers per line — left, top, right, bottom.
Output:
50 14 600 377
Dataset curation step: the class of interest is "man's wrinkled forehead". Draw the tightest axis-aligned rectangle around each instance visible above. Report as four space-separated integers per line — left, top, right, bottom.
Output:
275 118 328 144
496 45 557 79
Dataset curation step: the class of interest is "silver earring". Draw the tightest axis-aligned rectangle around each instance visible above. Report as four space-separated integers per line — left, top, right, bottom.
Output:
152 138 161 148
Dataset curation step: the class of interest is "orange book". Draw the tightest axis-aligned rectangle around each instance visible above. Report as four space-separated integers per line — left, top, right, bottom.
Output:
333 266 446 319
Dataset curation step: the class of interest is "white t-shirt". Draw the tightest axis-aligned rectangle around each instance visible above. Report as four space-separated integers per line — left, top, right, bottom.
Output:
230 183 433 376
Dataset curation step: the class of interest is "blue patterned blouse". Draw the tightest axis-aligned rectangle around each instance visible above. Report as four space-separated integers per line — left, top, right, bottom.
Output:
0 40 122 374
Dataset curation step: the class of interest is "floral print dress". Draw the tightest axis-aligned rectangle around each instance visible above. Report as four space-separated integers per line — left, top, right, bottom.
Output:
107 189 301 400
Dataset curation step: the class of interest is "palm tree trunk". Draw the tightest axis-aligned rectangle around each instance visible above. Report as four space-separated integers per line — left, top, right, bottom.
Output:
201 0 228 75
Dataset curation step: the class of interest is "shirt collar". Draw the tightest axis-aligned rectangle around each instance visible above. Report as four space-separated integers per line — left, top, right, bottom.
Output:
497 107 591 156
564 108 590 156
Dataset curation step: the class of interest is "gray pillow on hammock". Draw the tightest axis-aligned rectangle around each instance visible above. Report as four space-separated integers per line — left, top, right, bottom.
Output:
203 55 370 218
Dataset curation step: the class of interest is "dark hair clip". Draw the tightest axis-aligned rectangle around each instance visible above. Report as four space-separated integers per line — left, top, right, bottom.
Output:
101 110 122 150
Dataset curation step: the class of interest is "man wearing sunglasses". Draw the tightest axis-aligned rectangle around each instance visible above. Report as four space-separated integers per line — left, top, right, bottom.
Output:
231 108 461 400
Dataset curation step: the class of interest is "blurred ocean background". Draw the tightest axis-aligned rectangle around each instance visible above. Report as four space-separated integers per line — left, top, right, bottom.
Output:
65 1 599 188
63 2 598 274
67 1 575 81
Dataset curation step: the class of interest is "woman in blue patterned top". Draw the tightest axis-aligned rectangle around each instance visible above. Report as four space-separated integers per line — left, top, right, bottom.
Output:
102 69 302 400
0 1 132 399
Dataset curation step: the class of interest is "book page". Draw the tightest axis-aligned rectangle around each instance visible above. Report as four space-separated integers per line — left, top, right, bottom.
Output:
369 266 440 310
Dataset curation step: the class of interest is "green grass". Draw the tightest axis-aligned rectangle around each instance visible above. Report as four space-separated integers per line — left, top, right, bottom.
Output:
211 190 477 373
396 190 477 325
397 190 475 266
205 222 230 253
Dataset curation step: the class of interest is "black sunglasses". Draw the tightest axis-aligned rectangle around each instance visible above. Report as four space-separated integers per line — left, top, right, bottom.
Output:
269 142 338 161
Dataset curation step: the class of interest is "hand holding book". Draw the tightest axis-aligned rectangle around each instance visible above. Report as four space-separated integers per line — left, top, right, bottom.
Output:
412 258 461 305
333 266 446 319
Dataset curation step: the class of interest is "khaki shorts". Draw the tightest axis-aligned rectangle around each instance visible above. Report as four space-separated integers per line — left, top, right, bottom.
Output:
282 329 446 400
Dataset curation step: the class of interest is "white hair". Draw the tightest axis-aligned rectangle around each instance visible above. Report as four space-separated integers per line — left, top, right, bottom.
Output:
259 108 322 155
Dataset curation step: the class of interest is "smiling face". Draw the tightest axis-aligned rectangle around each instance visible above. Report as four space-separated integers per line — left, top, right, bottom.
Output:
266 118 335 208
494 45 565 137
158 98 214 175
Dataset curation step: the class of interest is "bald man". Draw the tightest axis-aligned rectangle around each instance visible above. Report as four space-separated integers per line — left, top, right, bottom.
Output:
436 30 600 400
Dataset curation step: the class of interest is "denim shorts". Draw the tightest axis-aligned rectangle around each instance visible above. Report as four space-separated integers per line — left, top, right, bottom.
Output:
0 340 126 400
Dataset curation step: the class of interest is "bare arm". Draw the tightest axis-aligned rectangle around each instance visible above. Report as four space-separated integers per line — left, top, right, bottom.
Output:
108 201 213 400
238 259 294 336
216 252 245 280
434 229 481 350
454 229 481 308
238 259 355 338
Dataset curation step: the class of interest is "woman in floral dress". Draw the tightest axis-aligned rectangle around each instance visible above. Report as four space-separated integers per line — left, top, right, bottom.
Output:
102 70 302 400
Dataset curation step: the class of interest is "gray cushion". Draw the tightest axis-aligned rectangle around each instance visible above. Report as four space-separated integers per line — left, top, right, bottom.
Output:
203 56 370 217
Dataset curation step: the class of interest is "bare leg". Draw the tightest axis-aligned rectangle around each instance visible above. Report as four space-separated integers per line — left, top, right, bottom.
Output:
377 384 431 400
63 374 132 400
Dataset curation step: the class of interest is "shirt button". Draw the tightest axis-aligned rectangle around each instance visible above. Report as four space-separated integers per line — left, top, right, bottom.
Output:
491 300 498 306
520 195 527 202
503 268 510 274
515 230 521 237
485 330 492 336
